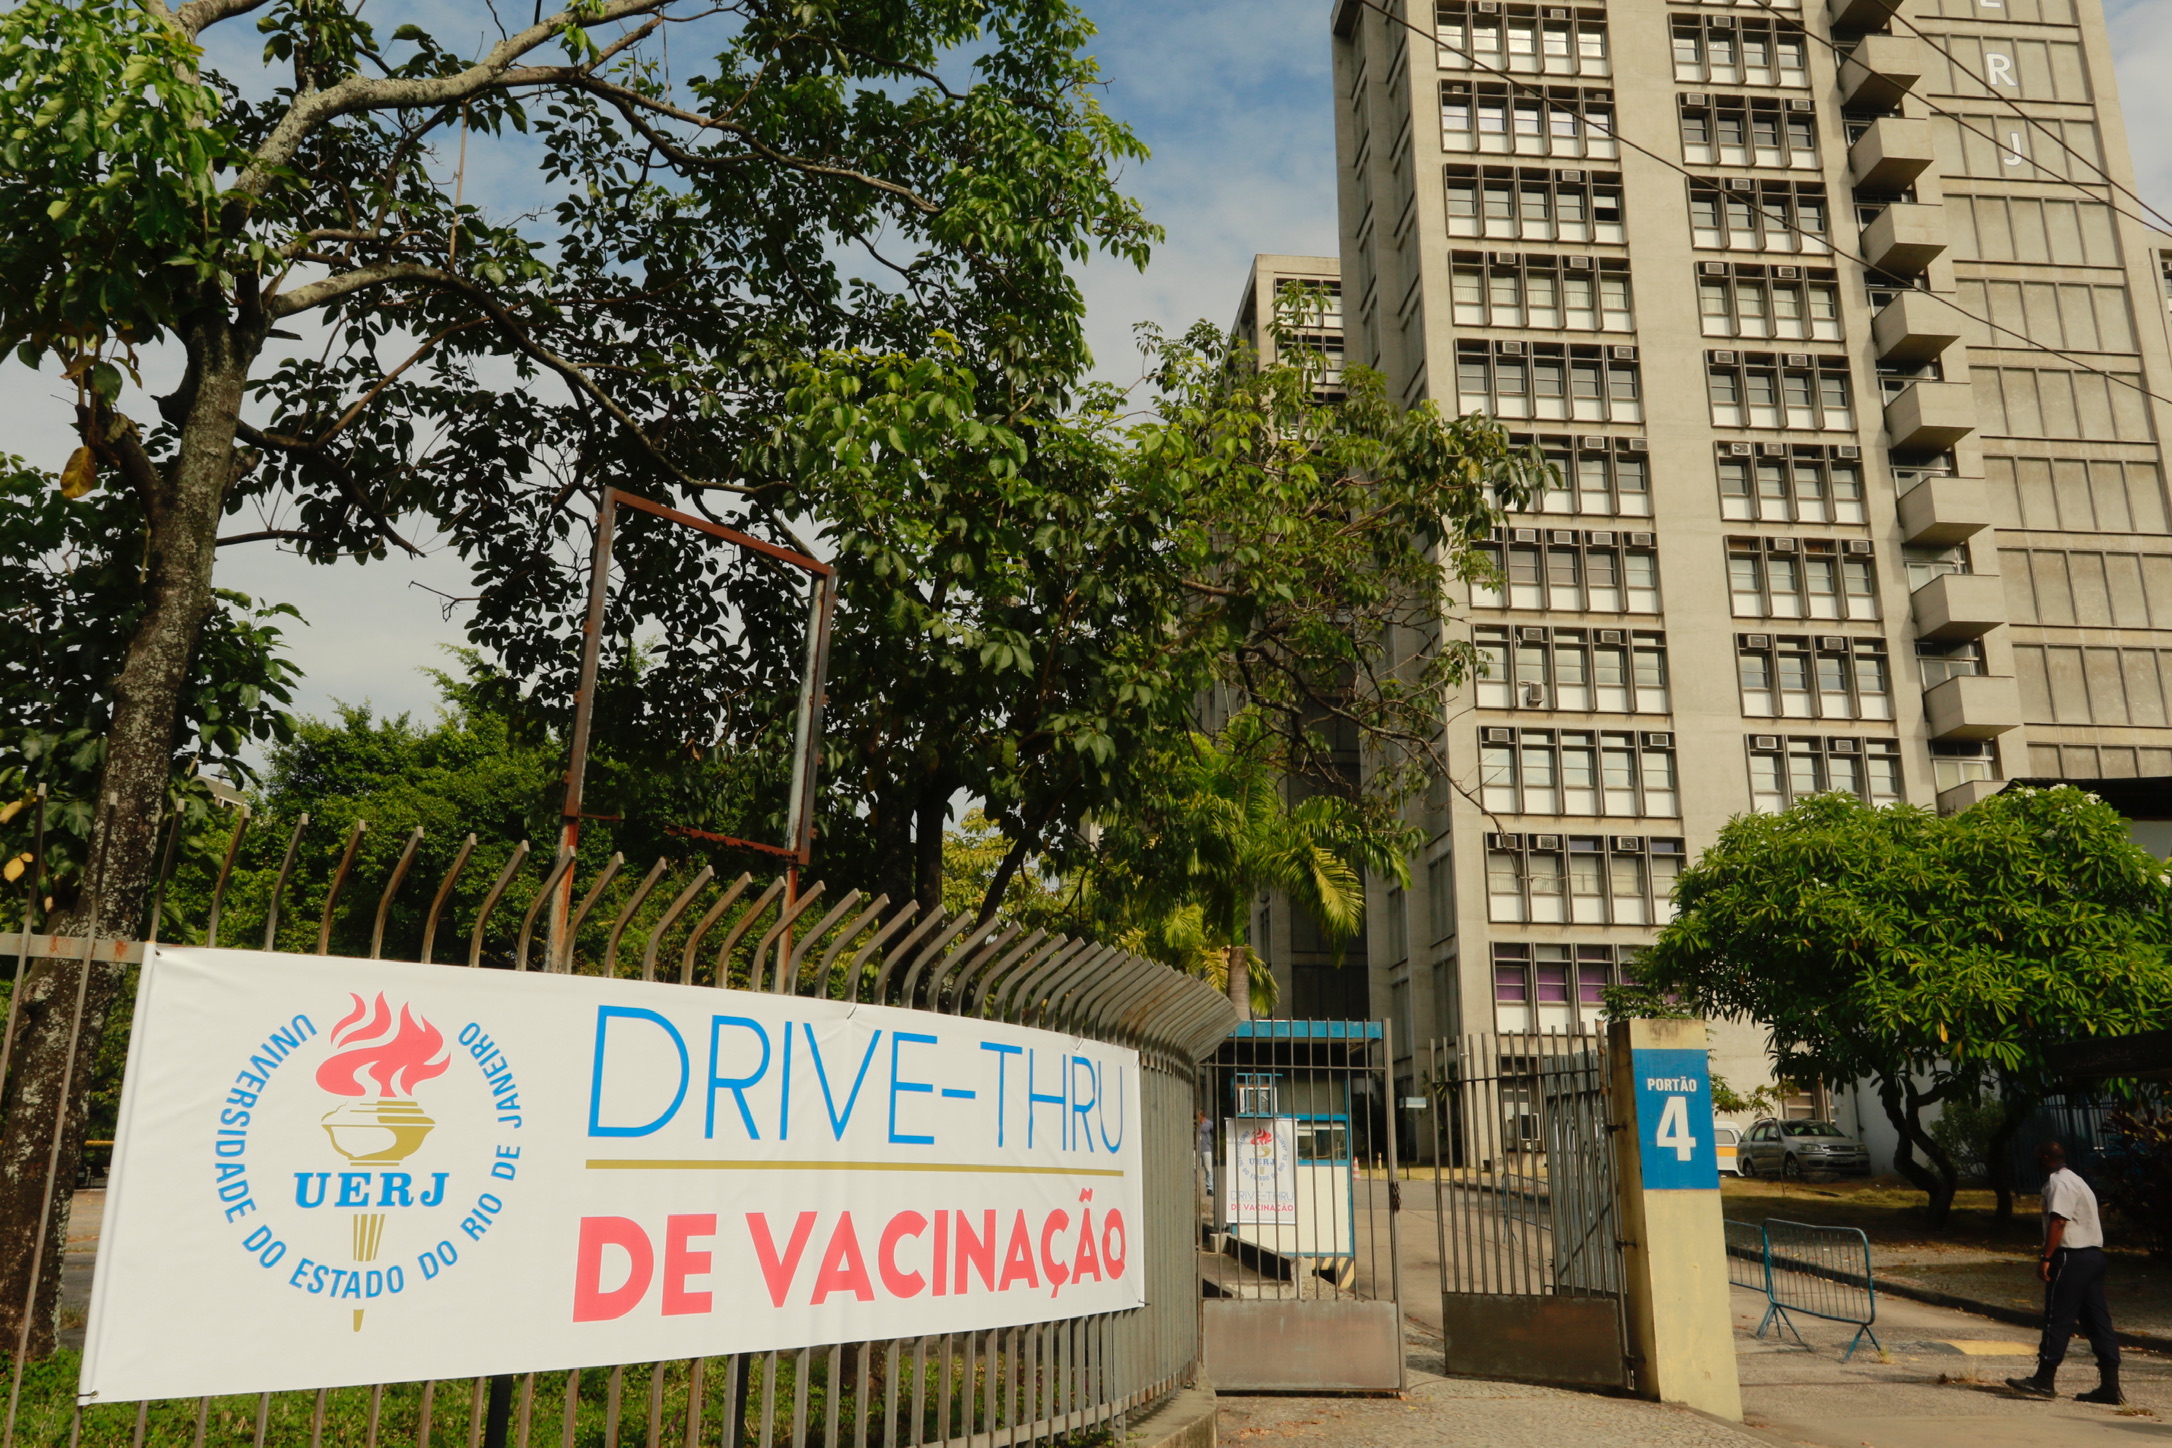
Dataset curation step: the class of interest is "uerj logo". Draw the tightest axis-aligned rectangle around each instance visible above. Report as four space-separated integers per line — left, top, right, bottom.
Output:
217 991 525 1332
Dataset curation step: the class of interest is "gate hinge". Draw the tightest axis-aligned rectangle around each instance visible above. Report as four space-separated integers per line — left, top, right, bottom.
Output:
1614 1238 1637 1249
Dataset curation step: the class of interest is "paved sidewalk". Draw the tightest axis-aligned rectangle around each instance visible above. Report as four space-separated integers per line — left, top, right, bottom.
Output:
1215 1280 2172 1446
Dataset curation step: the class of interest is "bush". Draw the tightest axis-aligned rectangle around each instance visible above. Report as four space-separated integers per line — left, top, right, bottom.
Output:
1930 1093 2005 1184
2101 1104 2172 1259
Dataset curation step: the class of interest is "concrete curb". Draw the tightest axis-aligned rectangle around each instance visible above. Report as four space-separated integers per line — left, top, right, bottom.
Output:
1875 1275 2172 1356
1121 1381 1217 1448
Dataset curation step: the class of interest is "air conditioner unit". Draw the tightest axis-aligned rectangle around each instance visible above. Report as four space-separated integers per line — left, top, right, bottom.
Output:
1700 261 1728 276
1488 833 1517 849
1714 349 1738 364
1513 527 1540 542
1476 1 1500 11
1611 345 1637 360
1567 254 1593 269
1752 735 1780 750
1521 682 1548 707
1775 265 1801 279
1598 629 1625 644
1836 444 1861 458
1546 7 1569 18
1611 836 1643 852
1771 537 1797 552
1627 438 1649 451
1683 92 1708 107
1484 727 1515 743
1784 352 1811 368
1819 636 1847 651
1790 98 1815 112
1762 442 1787 457
1492 250 1520 265
1501 339 1526 355
1830 738 1860 754
1745 634 1771 648
1629 531 1655 546
1580 434 1606 449
1727 177 1757 191
1846 539 1873 554
1643 732 1673 748
1728 442 1753 457
1560 168 1584 182
1588 530 1616 545
1519 626 1549 641
1533 834 1562 850
1550 529 1577 543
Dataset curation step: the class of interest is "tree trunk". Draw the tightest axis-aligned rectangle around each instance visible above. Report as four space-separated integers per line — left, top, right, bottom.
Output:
1988 1091 2035 1226
914 789 946 918
1877 1073 1961 1226
0 311 254 1356
1226 947 1249 1022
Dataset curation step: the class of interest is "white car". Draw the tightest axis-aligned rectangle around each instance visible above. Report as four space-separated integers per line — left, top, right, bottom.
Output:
1715 1124 1749 1177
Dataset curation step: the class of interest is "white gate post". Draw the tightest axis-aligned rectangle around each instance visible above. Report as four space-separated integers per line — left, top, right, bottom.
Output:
1606 1018 1742 1421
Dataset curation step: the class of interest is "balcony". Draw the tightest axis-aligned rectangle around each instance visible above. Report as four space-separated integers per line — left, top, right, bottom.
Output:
1829 0 1903 33
1850 118 1934 192
1897 475 1990 545
1912 572 2006 641
1872 291 1960 364
1839 35 1923 110
1860 204 1947 275
1923 674 2022 741
1936 777 2003 815
1885 380 1976 454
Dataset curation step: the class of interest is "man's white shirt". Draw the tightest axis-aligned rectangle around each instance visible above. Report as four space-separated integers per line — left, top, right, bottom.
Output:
2043 1166 2105 1251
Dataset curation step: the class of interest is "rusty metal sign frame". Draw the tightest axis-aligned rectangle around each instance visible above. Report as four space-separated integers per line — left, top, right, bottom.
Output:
562 488 837 866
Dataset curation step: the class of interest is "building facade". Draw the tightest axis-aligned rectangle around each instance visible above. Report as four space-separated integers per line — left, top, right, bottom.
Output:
1239 0 2172 1115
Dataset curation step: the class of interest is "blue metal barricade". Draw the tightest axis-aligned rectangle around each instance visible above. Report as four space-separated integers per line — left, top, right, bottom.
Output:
1723 1218 1769 1294
1757 1218 1881 1361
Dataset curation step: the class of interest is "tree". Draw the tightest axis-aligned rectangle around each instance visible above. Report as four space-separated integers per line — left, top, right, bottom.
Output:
0 0 1153 1354
765 328 1546 918
1628 786 2172 1226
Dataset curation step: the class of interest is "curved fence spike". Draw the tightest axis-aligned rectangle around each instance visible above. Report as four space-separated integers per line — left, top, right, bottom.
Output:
561 853 625 973
840 902 922 1003
514 847 577 972
467 841 532 969
752 884 826 994
204 803 251 949
994 937 1091 1024
262 813 310 951
969 934 1057 1019
709 877 786 989
937 925 1018 1013
779 891 861 997
909 924 1008 1014
316 820 369 956
369 827 425 960
876 913 969 1005
419 833 477 965
1028 944 1119 1031
640 867 716 983
677 874 756 986
809 895 888 999
602 857 670 978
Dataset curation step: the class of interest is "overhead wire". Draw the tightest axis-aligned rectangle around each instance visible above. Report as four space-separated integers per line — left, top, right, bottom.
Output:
1356 0 2172 416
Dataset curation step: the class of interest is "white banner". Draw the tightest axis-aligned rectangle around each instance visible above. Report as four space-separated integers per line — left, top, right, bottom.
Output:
80 947 1142 1404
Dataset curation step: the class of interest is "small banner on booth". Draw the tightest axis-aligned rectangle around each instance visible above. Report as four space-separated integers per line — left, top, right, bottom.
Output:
80 948 1143 1403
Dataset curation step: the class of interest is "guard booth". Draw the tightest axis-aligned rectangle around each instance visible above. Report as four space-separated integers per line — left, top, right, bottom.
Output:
1200 1021 1405 1393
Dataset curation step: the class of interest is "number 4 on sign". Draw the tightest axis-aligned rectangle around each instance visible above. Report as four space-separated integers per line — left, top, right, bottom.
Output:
1656 1095 1697 1162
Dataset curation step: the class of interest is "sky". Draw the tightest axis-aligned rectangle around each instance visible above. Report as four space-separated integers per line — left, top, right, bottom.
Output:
15 0 2172 737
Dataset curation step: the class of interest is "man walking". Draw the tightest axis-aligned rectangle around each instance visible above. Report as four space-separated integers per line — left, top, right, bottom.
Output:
2007 1141 2122 1405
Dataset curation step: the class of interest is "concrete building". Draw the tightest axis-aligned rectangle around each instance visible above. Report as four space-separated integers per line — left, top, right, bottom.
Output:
1236 0 2172 1128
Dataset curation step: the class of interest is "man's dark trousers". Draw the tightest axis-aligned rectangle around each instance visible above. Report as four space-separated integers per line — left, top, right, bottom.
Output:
2040 1245 2119 1377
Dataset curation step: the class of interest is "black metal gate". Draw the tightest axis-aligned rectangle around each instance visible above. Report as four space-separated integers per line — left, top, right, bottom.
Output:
1198 1021 1405 1393
1422 1032 1630 1389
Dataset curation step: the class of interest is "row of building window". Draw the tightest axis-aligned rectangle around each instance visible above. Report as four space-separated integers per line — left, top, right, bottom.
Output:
1698 265 1842 342
1726 537 1881 621
1486 834 1686 926
1492 943 1638 1035
1679 94 1819 171
1717 444 1867 525
1475 625 1670 714
1748 736 1904 813
1736 635 1892 721
1442 165 1832 256
1473 530 1662 613
1454 341 1642 423
1435 4 1610 76
1479 727 1681 818
1671 15 1810 88
1450 252 1634 332
1441 84 1617 161
1506 435 1652 515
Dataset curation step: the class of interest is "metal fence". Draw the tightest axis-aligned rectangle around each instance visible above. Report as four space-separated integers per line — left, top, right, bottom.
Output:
0 805 1237 1448
1419 1033 1629 1391
1741 1220 1880 1363
1722 1220 1767 1296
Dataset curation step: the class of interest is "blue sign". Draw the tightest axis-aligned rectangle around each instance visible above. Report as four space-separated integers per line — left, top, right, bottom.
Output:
1631 1048 1718 1190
